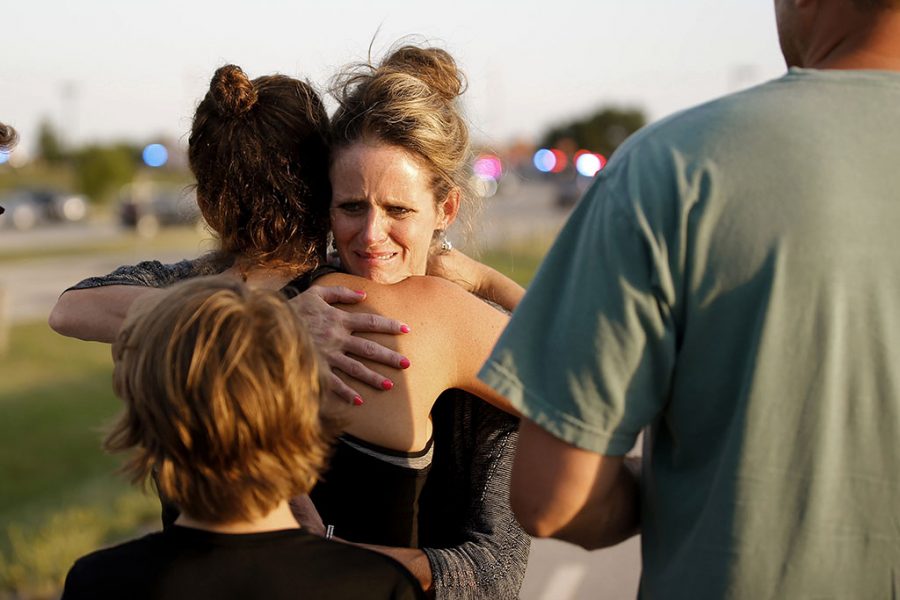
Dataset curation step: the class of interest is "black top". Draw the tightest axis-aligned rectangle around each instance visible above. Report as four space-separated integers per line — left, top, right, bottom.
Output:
311 434 432 547
61 525 424 600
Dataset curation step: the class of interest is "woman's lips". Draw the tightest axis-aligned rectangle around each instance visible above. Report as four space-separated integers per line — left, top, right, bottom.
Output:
354 251 398 262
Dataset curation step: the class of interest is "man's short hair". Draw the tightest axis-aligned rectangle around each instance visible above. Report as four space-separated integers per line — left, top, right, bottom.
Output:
106 276 339 523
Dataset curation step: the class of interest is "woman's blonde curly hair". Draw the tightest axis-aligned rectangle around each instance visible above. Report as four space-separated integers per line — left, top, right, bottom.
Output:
330 44 475 223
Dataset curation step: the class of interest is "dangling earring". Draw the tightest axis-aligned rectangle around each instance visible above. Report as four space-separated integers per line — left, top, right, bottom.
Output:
433 229 453 254
326 231 341 267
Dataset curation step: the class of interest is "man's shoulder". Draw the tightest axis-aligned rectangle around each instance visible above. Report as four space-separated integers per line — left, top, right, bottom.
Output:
618 74 794 158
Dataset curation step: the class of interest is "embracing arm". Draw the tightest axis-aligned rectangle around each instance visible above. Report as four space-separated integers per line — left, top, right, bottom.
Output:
427 249 524 312
50 285 162 343
50 259 406 400
511 419 640 550
48 258 207 343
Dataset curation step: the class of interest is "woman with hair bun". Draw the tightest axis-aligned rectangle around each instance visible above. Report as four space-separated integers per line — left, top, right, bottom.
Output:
52 49 529 599
321 45 529 598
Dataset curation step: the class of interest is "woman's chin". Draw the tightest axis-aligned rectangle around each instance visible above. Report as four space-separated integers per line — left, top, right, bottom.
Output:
369 271 410 284
347 264 408 285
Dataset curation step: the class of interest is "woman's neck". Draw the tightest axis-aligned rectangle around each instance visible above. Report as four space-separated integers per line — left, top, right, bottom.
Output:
224 262 308 291
175 500 299 534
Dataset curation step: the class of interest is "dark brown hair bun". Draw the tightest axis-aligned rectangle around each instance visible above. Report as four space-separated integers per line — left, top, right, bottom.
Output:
0 122 18 151
189 64 331 268
210 65 258 116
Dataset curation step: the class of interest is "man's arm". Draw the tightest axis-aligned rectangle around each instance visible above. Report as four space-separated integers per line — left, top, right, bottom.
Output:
511 419 640 550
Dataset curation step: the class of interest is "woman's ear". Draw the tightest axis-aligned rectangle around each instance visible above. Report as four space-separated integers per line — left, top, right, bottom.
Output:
438 188 461 229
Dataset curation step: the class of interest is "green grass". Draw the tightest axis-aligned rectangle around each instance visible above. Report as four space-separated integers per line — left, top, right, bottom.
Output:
481 244 548 287
0 322 120 515
0 322 159 599
0 238 553 599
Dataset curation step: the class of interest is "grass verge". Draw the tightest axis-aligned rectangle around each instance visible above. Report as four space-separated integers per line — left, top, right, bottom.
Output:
0 322 159 599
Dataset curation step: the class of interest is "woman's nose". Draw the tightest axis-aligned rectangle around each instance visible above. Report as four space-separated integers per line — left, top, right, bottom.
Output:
361 209 388 244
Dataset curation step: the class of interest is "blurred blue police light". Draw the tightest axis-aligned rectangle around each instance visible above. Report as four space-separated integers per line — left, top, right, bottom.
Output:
0 150 9 165
533 148 556 173
142 143 169 168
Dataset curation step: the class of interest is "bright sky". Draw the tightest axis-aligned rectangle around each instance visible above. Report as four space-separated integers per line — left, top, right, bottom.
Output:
2 0 785 152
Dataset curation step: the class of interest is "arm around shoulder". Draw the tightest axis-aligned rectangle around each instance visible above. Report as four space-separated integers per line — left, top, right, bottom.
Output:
49 285 162 343
427 249 524 311
49 257 217 343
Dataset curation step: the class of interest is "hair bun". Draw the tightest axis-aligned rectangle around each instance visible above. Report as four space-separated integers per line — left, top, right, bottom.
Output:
210 65 258 116
382 46 465 101
0 122 17 151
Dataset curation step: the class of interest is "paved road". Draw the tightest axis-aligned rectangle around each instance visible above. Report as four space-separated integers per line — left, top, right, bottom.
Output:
0 178 643 599
0 177 571 325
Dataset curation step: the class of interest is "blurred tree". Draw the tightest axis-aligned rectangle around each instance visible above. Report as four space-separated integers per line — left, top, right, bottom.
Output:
73 144 139 203
37 118 66 164
540 107 646 157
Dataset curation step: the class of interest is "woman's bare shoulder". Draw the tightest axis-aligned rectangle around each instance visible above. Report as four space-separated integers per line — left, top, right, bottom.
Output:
314 273 465 303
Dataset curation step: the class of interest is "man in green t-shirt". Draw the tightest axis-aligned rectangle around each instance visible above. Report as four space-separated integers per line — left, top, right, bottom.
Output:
480 1 900 598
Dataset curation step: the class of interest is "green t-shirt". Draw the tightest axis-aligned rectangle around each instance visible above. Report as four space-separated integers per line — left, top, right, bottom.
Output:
480 68 900 599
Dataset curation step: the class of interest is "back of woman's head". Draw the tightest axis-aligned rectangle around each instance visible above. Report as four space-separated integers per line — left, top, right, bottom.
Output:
330 44 473 209
189 65 331 268
107 276 338 523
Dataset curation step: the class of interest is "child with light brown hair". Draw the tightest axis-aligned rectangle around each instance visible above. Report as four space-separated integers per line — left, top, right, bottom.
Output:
61 276 424 600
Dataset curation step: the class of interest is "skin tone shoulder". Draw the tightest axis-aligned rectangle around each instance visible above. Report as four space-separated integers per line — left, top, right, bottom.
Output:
314 270 515 452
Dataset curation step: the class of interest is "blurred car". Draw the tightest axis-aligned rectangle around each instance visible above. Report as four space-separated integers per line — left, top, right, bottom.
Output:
118 183 202 238
0 188 88 230
29 188 89 223
0 191 43 230
554 172 593 208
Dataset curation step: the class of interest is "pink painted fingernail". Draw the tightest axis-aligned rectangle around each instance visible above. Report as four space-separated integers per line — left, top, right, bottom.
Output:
353 396 364 406
381 379 394 391
400 324 411 333
354 290 366 297
399 357 411 369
